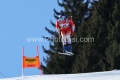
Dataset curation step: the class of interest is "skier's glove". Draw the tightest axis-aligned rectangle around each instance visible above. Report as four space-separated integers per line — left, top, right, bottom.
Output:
58 33 61 37
57 30 61 36
71 31 74 36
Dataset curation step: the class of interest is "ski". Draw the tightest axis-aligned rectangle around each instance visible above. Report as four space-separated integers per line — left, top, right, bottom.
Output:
58 51 74 56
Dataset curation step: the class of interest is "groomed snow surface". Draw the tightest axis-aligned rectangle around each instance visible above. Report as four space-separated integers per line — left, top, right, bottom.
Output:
0 70 120 80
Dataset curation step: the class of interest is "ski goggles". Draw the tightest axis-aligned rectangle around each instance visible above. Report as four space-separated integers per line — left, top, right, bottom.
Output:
60 16 66 21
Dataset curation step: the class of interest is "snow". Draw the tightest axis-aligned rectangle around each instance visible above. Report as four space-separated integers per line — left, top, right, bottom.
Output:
0 70 120 80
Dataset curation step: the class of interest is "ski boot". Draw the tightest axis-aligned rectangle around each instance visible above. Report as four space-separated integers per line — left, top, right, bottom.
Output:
68 44 72 52
67 44 74 55
63 45 67 53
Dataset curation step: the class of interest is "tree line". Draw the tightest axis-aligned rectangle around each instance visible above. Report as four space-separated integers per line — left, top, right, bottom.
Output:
40 0 120 74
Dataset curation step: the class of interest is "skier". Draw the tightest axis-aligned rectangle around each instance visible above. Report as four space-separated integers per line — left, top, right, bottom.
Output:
56 13 75 54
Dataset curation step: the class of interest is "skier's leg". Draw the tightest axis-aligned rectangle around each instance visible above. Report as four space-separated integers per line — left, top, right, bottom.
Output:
66 36 72 52
66 28 72 52
61 30 67 52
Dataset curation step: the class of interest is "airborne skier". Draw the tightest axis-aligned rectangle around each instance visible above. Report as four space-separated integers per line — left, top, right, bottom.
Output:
56 13 75 55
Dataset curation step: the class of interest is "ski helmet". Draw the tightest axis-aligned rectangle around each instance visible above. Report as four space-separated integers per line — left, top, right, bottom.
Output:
59 13 67 21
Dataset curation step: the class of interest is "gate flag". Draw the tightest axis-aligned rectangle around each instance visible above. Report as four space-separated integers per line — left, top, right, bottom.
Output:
22 46 42 76
23 56 40 68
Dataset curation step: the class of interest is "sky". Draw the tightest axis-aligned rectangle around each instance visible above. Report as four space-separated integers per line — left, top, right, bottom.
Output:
0 0 63 78
0 70 120 80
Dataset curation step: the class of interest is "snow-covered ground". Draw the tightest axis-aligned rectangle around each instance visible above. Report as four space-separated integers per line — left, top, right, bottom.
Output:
0 70 120 80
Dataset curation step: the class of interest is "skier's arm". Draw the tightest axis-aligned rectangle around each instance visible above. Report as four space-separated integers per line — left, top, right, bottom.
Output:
56 21 60 35
69 20 75 32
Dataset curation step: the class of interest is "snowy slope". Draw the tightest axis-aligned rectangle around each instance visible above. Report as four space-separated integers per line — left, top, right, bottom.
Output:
0 70 120 80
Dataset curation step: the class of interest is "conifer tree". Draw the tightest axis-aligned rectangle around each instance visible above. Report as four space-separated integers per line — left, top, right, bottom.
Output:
41 0 120 74
79 0 120 72
41 0 90 74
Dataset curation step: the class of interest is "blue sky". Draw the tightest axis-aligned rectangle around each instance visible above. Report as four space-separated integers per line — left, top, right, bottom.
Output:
0 0 63 78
